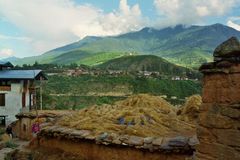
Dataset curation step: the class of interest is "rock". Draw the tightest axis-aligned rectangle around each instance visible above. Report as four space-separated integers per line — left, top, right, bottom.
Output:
119 135 129 142
47 126 60 132
142 143 154 151
220 107 240 119
216 60 233 68
168 136 188 147
197 142 240 160
60 128 74 135
199 62 215 70
85 135 96 140
152 137 163 146
188 135 199 146
125 136 144 146
198 113 234 129
52 127 68 133
104 133 118 143
112 138 121 145
96 132 108 141
160 138 173 150
214 129 240 147
144 137 154 144
70 130 91 138
213 37 240 59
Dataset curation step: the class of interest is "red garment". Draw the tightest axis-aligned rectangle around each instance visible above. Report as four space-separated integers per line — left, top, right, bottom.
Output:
32 123 40 133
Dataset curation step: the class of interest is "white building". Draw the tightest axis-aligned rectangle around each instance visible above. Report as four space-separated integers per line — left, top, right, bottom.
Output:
0 61 47 126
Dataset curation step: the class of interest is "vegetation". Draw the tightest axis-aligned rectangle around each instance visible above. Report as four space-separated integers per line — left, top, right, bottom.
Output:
98 55 200 77
42 75 201 109
5 141 19 149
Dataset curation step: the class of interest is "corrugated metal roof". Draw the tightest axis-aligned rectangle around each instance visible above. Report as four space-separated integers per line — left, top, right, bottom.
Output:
0 61 5 65
0 61 13 67
0 70 46 80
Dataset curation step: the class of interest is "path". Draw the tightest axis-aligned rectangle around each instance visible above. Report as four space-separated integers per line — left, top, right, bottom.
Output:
0 138 30 159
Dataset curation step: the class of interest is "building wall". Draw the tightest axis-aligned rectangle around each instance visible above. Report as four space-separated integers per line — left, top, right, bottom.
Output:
0 81 30 126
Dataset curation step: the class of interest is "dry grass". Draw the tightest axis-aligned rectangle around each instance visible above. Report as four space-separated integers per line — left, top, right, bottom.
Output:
178 95 202 122
57 94 196 137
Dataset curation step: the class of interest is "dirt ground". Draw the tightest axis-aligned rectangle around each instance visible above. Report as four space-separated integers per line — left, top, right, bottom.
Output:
0 138 29 159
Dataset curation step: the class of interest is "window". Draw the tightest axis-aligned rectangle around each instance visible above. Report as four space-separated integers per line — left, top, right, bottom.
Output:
0 94 5 106
0 80 11 86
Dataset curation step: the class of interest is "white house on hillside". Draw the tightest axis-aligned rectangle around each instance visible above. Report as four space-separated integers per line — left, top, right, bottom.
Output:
0 61 47 126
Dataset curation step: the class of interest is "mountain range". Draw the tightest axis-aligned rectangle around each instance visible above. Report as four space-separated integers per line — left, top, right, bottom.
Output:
5 23 240 67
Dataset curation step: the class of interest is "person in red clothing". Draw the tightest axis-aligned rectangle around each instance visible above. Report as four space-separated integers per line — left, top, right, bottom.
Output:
32 120 40 137
29 118 41 146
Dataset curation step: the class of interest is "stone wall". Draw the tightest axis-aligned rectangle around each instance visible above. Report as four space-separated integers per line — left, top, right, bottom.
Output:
38 136 192 160
196 37 240 159
13 117 34 140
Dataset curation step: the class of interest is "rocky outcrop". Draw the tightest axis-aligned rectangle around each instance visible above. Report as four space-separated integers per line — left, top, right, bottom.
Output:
197 37 240 159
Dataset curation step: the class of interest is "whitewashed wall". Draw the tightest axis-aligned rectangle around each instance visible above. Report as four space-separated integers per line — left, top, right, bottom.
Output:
0 81 30 125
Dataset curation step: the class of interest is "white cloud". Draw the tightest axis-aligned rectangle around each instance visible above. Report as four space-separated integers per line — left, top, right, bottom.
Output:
227 17 240 31
0 48 14 57
153 0 239 26
0 34 31 41
72 0 144 38
0 0 144 55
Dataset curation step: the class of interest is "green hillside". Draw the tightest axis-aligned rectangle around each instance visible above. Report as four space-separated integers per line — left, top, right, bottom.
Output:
98 55 194 76
52 51 134 66
11 23 240 67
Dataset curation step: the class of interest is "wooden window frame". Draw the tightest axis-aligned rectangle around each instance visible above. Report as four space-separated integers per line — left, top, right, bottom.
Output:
0 94 6 106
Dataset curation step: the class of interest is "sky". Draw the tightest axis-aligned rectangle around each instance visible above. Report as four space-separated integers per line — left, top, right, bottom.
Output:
0 0 240 58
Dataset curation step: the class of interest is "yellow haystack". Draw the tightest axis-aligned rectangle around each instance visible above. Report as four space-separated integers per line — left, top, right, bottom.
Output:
57 94 196 137
178 95 202 122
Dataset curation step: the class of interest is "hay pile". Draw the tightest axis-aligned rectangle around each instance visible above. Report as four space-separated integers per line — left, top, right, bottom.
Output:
177 95 202 122
57 94 196 137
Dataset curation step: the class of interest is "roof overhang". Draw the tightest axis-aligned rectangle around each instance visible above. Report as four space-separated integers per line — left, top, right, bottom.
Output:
0 70 48 80
0 61 14 68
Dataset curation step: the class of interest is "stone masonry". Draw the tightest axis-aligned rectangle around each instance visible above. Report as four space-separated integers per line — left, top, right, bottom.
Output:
197 37 240 159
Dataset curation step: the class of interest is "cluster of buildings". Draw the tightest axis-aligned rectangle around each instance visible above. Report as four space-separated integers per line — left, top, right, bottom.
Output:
56 69 195 80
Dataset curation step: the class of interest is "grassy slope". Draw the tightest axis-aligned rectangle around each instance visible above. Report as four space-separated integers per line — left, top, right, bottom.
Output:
52 50 134 65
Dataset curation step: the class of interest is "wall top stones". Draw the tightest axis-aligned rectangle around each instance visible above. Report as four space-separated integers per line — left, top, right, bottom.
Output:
39 125 198 154
200 37 240 73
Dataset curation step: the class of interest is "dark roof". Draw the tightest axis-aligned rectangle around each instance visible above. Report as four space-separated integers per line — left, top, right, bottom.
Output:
0 61 14 68
0 70 47 80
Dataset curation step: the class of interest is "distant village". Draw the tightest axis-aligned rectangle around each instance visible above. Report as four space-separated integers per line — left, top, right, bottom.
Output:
12 61 201 81
37 64 198 81
59 68 196 81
